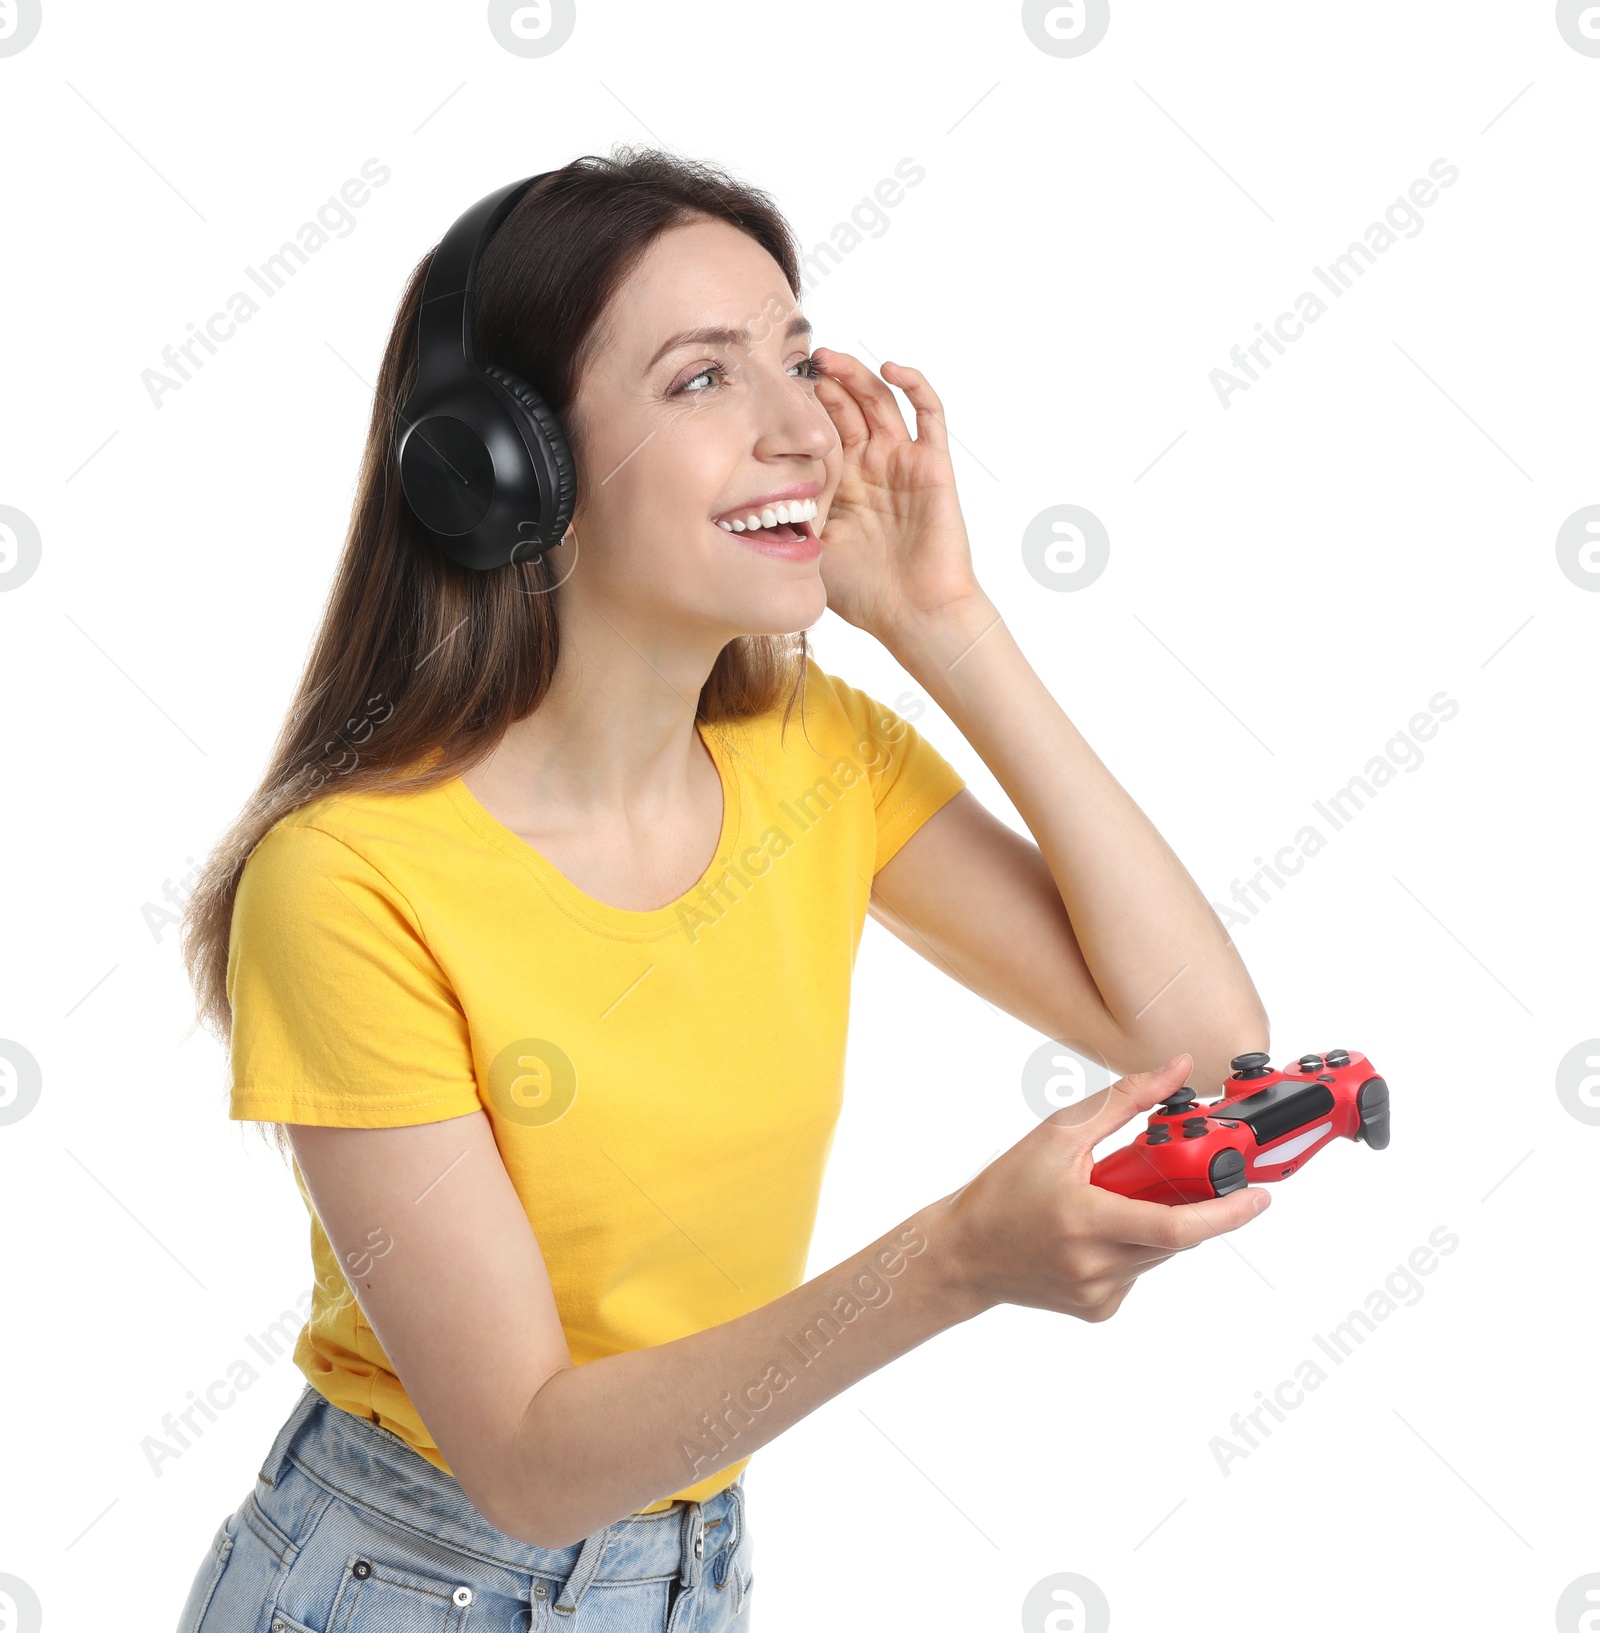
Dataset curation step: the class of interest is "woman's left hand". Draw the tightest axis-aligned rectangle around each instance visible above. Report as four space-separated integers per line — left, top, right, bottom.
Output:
810 349 986 646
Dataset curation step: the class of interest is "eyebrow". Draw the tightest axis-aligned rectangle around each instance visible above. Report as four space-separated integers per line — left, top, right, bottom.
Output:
648 314 813 370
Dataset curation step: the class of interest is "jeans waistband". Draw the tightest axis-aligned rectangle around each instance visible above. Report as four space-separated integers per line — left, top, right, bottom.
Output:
256 1383 746 1613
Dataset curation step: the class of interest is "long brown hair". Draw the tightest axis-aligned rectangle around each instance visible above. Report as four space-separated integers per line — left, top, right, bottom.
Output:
181 146 811 1093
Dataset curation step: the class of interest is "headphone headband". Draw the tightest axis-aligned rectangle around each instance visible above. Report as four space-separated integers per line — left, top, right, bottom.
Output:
394 171 577 572
412 172 550 393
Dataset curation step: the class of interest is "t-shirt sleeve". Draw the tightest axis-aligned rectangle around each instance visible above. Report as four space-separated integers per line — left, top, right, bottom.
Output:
813 664 968 874
226 818 481 1128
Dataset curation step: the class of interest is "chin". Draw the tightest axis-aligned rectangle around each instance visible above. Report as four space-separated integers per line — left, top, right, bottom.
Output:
721 581 828 639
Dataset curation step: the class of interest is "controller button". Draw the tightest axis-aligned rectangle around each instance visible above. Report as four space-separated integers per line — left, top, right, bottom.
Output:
1158 1086 1198 1115
1323 1048 1351 1067
1230 1051 1273 1080
1316 1074 1335 1083
1146 1126 1172 1145
1209 1147 1248 1195
1216 1119 1240 1128
1182 1121 1210 1139
1297 1054 1324 1072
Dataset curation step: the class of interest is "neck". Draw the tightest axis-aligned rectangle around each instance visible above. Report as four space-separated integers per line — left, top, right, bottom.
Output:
465 588 729 831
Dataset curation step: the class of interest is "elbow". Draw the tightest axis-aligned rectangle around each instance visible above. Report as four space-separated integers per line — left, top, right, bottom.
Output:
1091 984 1270 1081
474 1454 595 1552
1106 1007 1271 1092
1171 984 1271 1061
469 1376 585 1548
450 1440 559 1549
1198 1008 1272 1075
1244 996 1272 1048
1218 1002 1270 1057
489 1515 570 1551
476 1482 574 1552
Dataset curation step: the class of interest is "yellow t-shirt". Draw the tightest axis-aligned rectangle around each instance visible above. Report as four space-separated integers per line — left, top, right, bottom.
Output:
226 658 965 1513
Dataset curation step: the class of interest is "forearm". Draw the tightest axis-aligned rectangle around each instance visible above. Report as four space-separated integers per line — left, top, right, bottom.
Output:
886 592 1269 1096
485 1197 983 1548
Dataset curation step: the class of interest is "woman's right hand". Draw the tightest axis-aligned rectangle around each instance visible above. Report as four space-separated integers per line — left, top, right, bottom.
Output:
930 1052 1271 1322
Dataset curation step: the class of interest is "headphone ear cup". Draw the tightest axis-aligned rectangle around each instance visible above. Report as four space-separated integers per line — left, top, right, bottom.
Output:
482 364 577 549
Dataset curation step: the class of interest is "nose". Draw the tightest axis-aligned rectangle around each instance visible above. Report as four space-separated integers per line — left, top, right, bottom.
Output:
748 357 837 463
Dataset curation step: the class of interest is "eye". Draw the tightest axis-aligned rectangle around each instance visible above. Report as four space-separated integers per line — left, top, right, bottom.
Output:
674 362 728 396
671 355 824 398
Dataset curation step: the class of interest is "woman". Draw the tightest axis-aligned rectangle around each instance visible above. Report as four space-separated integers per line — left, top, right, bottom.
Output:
176 146 1271 1631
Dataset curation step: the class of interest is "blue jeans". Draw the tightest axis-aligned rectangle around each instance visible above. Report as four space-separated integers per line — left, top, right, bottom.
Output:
176 1383 754 1631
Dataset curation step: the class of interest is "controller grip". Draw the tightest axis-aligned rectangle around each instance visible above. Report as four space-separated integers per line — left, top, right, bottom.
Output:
1356 1077 1390 1150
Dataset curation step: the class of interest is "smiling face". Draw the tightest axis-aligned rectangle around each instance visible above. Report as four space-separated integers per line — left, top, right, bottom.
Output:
558 215 842 638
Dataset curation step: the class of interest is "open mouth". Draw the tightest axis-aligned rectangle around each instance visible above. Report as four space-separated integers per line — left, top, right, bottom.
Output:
714 497 820 546
726 518 809 544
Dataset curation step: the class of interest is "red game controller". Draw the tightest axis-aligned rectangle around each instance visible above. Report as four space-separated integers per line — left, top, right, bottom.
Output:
1090 1049 1390 1205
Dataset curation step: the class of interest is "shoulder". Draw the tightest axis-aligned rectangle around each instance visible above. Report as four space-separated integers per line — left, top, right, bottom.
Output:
794 658 930 771
716 658 894 783
228 782 467 1017
794 658 907 755
245 773 458 875
234 776 461 938
800 655 870 721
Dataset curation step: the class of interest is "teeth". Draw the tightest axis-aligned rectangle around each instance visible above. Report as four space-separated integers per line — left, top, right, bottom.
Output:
716 497 819 532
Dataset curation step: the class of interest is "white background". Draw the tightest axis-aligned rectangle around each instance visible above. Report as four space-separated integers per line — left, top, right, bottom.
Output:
1 2 1595 1629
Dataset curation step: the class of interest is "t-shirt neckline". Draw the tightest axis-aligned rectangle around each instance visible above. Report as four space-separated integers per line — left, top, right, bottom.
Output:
443 717 743 940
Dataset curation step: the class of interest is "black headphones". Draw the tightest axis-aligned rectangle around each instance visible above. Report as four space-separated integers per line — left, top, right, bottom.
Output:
393 173 577 572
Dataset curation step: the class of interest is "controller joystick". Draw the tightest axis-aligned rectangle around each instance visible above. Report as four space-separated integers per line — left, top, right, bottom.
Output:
1091 1047 1391 1206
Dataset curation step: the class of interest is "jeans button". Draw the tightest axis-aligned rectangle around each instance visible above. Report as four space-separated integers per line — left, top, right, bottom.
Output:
693 1530 704 1559
452 1586 473 1606
534 1582 548 1598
